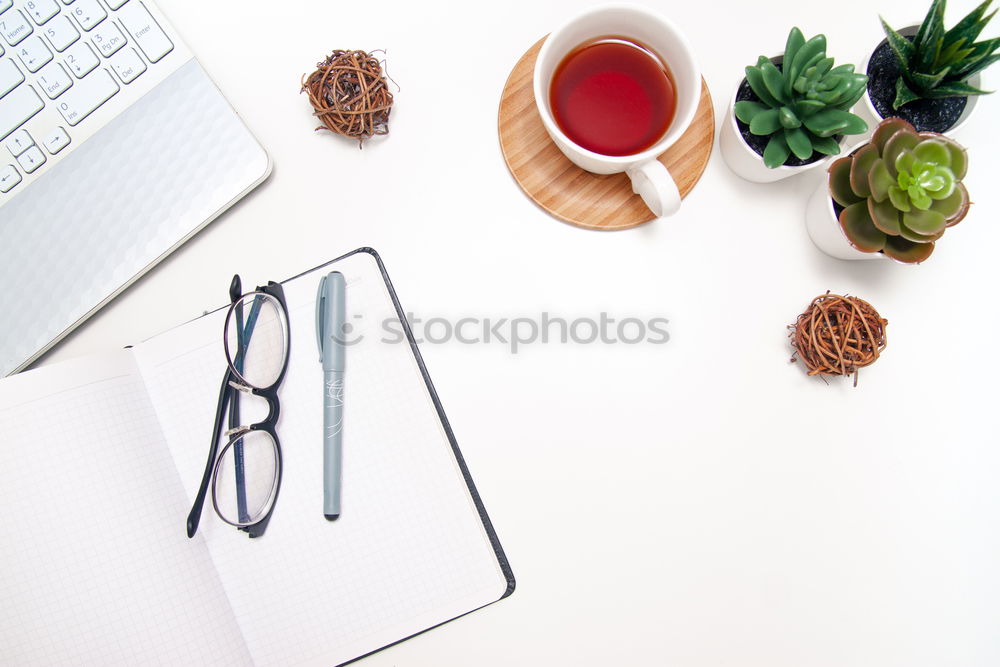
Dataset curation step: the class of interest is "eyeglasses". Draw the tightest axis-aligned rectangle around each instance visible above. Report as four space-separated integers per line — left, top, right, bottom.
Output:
186 275 291 539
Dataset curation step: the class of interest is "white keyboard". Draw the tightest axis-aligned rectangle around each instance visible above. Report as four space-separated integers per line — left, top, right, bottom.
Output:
0 0 190 203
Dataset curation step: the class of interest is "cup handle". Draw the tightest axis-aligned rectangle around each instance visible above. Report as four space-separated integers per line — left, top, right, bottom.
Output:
626 160 681 217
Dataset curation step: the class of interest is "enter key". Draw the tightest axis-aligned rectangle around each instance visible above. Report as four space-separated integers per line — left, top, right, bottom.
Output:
115 2 173 63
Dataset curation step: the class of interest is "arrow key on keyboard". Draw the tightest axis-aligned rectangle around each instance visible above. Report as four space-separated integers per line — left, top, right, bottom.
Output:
56 67 117 125
42 126 69 153
0 164 21 192
16 144 44 172
4 128 32 155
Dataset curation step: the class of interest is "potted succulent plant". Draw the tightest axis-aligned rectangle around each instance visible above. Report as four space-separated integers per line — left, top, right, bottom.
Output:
720 27 870 183
858 0 1000 135
806 117 970 263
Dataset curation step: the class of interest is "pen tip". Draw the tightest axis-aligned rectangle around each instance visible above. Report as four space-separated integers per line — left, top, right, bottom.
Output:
325 514 340 522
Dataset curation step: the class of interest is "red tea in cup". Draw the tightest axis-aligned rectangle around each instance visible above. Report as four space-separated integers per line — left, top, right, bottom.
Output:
549 37 677 157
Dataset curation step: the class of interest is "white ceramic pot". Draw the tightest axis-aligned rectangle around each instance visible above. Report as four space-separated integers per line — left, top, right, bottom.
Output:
805 176 886 261
855 26 981 139
720 57 842 183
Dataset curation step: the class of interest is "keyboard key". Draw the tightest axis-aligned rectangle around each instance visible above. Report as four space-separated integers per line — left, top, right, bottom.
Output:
42 14 79 51
4 127 30 154
0 0 12 13
106 0 128 8
16 35 52 71
36 60 71 98
68 0 104 31
55 66 117 124
60 0 74 4
2 9 34 45
16 143 43 171
0 83 42 139
90 20 124 57
0 163 20 191
42 125 68 153
63 39 96 77
24 0 59 25
116 1 169 62
109 45 142 83
0 58 24 95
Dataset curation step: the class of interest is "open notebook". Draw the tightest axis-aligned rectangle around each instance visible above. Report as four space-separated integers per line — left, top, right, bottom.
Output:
0 248 514 666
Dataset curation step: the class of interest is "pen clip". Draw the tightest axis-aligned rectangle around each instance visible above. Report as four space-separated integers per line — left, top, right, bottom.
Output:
315 274 327 362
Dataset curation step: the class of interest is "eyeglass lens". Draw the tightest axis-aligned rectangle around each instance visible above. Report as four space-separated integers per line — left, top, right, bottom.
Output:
225 292 289 390
214 429 280 525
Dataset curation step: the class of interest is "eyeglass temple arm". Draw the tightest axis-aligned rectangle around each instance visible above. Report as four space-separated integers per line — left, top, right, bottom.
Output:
187 275 248 538
186 369 233 538
245 502 275 538
230 293 263 526
242 283 287 539
244 438 282 538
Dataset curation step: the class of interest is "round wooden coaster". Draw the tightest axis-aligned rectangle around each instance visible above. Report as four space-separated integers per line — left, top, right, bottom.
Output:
499 38 715 231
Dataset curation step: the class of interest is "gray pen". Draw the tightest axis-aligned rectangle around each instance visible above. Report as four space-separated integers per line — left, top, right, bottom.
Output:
316 271 346 520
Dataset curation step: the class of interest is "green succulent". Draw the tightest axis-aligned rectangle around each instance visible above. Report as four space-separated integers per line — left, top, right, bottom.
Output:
735 27 869 169
882 0 1000 109
829 117 970 263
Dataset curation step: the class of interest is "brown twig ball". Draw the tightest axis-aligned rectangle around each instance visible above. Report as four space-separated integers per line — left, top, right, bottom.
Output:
789 293 888 386
301 50 393 146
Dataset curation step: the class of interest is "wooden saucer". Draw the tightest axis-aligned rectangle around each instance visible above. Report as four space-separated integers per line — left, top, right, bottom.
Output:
499 38 715 230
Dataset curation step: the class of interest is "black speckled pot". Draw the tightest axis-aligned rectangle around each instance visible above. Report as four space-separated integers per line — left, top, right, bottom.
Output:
857 26 981 137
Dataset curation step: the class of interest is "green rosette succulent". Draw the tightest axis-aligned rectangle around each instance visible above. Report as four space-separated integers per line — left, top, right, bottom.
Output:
735 27 869 168
882 0 1000 109
829 117 970 263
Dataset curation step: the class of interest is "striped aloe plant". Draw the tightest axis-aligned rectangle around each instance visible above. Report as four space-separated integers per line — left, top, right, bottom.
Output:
882 0 1000 109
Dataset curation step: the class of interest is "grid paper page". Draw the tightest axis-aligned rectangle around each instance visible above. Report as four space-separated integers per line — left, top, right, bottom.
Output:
135 251 508 667
0 350 253 666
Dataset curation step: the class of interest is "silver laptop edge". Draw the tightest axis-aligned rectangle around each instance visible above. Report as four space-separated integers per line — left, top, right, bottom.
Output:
0 2 270 376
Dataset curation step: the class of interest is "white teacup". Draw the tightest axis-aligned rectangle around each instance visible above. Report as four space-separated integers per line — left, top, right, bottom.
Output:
533 4 701 217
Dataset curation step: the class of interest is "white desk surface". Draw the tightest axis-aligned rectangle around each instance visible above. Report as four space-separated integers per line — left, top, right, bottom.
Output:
40 0 1000 665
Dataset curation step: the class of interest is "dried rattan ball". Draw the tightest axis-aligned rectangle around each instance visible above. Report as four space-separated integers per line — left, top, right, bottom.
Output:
301 50 393 146
789 293 888 385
